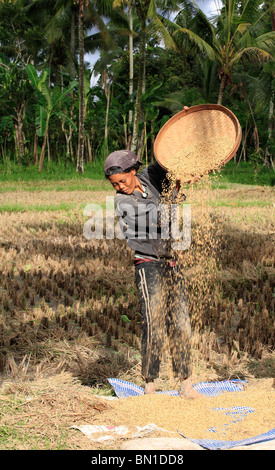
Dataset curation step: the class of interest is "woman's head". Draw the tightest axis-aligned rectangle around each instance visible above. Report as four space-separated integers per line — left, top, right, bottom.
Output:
104 150 142 194
108 168 138 194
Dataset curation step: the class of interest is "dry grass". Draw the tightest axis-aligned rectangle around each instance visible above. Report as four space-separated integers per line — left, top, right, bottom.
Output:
0 182 274 449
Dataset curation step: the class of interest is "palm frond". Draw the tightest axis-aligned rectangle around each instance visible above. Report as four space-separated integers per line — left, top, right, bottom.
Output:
230 46 273 67
173 28 218 62
45 4 72 44
147 0 157 18
236 72 271 114
255 32 275 56
237 7 270 46
235 22 252 35
148 16 177 50
239 0 264 24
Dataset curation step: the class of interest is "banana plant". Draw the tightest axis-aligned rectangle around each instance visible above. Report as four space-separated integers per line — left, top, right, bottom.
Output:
26 64 77 171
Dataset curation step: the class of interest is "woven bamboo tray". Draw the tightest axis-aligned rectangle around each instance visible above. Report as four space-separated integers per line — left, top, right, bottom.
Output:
154 104 242 180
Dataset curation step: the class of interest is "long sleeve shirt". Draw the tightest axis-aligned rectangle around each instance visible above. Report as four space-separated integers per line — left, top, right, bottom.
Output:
114 162 178 260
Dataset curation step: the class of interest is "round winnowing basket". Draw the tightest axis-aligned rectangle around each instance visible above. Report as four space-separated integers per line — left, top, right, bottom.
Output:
154 104 242 182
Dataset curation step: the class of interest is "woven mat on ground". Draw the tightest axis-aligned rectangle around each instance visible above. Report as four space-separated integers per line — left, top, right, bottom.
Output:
108 378 275 450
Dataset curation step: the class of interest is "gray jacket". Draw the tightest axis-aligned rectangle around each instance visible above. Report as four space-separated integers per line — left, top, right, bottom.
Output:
115 162 175 259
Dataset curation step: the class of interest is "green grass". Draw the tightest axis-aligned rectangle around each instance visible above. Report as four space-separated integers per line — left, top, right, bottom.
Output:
208 199 273 208
0 159 274 189
214 160 275 187
0 202 80 213
0 181 112 194
0 201 108 213
0 198 271 214
0 160 112 192
0 159 106 183
0 180 111 193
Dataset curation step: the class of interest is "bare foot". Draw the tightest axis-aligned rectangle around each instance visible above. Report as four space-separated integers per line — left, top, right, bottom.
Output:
144 381 156 394
180 378 202 399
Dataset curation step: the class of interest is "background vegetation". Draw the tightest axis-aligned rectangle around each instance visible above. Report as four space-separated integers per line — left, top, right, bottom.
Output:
0 0 274 182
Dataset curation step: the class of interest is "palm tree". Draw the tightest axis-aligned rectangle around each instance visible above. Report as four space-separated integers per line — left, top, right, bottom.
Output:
86 2 132 154
76 0 85 173
265 0 275 168
113 0 181 153
128 1 134 129
75 0 128 170
171 0 275 104
131 0 181 152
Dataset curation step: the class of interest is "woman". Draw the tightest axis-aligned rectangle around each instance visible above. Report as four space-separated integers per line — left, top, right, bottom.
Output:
104 149 201 398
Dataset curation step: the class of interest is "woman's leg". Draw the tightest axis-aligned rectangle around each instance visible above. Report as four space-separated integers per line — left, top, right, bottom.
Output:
135 262 166 390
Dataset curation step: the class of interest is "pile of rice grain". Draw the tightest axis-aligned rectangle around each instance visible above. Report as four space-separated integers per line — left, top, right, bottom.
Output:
96 379 275 442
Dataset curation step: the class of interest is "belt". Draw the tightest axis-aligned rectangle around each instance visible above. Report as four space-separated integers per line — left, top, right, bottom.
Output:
134 254 176 267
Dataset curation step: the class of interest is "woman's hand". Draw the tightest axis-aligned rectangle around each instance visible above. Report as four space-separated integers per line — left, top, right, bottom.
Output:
175 179 181 192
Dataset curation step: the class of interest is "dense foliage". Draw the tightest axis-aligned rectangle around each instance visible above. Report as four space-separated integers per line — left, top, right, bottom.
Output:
0 0 274 176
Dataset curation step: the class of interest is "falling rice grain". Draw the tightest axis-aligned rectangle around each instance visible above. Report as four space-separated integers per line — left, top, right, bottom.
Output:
166 137 233 185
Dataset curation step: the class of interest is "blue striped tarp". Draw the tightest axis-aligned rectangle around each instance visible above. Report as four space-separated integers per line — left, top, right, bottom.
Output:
107 378 275 450
178 428 275 450
107 378 246 399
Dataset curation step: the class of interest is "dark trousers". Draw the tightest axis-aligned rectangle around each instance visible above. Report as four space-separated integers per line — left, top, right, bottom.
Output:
135 261 192 381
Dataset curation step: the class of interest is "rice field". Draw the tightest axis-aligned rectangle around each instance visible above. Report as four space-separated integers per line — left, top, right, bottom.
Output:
0 179 274 450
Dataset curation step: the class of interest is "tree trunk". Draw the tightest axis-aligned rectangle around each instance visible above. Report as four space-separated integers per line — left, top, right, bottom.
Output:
270 0 275 30
76 0 85 173
61 73 75 163
86 135 92 162
64 130 72 161
144 120 147 166
91 130 95 162
237 120 248 167
217 74 226 105
33 133 38 165
70 8 76 79
39 126 48 172
137 127 144 160
123 115 128 147
264 1 275 170
47 132 51 162
128 3 134 129
150 120 155 163
104 92 110 155
14 103 26 164
131 16 146 153
70 140 74 162
103 69 111 156
264 85 274 169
